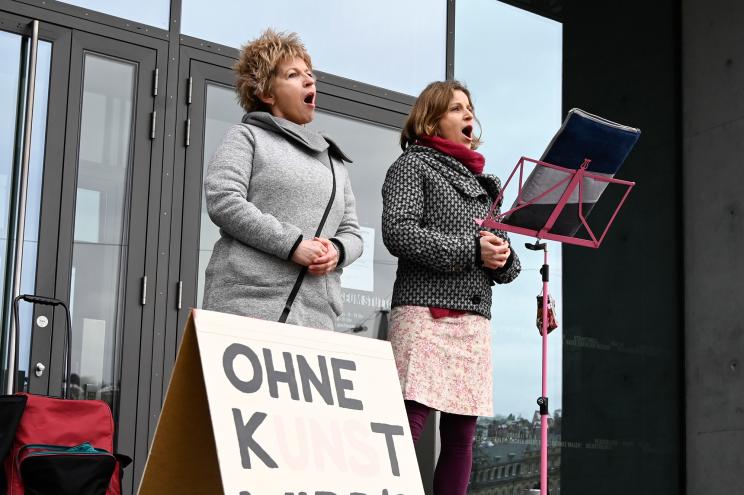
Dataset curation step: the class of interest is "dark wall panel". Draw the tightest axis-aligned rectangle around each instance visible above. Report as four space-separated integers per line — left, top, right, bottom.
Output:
683 1 744 493
561 1 682 494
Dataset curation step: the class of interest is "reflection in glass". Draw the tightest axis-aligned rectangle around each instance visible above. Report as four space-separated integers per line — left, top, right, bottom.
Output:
0 32 22 384
181 0 446 96
0 32 51 388
68 54 136 412
455 1 563 493
55 0 169 30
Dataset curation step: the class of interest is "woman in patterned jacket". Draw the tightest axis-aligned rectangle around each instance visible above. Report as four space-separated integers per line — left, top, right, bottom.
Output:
382 80 521 494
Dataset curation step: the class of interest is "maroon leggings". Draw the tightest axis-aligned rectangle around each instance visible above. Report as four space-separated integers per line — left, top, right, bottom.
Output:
405 400 477 495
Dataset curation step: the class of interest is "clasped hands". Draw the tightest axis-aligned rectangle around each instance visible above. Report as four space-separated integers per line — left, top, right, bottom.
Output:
479 231 511 269
291 237 339 275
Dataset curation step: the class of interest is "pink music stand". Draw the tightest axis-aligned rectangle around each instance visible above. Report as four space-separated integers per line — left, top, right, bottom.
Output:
478 156 635 495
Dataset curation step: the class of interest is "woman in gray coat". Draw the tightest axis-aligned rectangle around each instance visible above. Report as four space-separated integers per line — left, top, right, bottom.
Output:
202 29 362 330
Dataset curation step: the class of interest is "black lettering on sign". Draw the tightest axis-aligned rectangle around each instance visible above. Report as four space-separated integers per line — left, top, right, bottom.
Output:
224 344 262 393
223 345 363 410
331 358 363 410
232 409 278 469
264 349 300 400
370 423 405 476
297 355 334 405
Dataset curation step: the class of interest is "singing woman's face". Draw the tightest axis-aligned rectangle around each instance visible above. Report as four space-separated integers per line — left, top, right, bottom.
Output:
261 57 316 125
436 89 475 148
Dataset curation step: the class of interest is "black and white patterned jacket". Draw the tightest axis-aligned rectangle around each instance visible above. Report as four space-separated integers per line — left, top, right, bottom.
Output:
381 145 521 319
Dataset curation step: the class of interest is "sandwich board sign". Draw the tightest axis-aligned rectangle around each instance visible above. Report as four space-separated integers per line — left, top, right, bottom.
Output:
138 309 424 495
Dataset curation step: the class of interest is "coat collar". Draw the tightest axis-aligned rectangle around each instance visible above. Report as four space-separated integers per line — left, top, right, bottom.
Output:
408 145 490 198
242 112 353 163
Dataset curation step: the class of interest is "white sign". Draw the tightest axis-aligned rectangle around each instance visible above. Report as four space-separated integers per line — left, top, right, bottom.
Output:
341 226 375 293
139 309 424 495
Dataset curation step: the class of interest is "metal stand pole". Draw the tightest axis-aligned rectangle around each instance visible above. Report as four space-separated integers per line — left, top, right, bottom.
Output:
526 240 550 495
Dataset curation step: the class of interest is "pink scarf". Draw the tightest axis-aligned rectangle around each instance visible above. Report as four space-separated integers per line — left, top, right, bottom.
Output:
416 135 485 175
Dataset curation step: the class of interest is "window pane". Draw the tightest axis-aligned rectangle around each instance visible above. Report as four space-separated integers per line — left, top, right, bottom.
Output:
18 41 52 383
0 33 51 387
181 0 446 96
309 112 401 335
69 54 136 412
56 0 169 29
455 1 563 493
0 32 22 384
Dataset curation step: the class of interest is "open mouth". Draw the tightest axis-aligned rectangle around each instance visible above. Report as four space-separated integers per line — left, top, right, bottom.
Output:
303 92 315 105
462 125 473 139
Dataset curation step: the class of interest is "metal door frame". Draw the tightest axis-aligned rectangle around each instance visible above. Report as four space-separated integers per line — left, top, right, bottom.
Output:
35 29 165 494
0 11 70 394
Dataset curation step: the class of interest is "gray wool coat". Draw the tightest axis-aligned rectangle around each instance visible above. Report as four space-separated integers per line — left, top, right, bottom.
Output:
202 112 363 330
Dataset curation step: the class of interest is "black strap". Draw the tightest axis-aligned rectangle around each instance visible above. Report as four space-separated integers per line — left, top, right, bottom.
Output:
279 155 337 323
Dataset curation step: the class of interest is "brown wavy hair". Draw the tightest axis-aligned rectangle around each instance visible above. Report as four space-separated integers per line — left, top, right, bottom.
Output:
234 29 312 113
400 80 482 150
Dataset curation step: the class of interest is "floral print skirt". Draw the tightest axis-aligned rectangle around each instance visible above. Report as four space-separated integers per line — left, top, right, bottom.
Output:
388 305 493 417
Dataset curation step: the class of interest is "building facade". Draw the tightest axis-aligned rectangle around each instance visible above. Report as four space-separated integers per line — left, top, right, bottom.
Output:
3 0 737 494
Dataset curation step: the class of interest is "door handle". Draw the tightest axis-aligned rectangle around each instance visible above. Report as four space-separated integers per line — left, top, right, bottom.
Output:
6 19 40 395
34 362 46 377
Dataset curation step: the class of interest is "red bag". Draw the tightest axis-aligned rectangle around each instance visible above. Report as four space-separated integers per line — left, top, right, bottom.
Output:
3 393 122 495
2 295 129 495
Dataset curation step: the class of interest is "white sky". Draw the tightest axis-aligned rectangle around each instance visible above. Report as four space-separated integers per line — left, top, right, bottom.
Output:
456 0 564 418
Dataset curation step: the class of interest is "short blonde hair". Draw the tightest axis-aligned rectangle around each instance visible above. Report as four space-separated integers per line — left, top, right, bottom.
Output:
234 29 312 113
400 80 482 150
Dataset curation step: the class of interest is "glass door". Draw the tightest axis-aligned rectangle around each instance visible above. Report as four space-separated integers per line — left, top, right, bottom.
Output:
0 27 49 391
24 29 162 493
161 56 238 392
0 16 70 396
